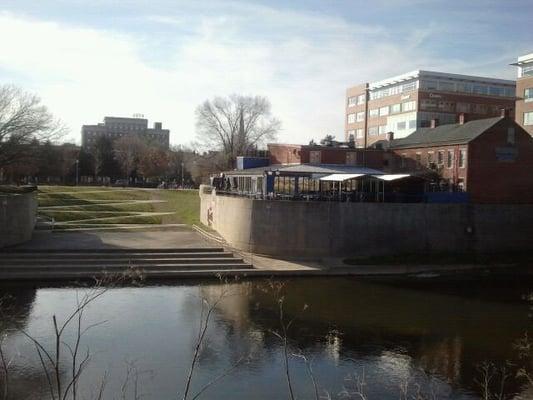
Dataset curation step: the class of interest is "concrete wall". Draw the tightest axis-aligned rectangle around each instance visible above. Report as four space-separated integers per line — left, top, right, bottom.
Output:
200 187 533 258
0 191 38 248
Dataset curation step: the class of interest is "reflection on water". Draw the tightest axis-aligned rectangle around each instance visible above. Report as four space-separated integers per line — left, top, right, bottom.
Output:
0 276 532 399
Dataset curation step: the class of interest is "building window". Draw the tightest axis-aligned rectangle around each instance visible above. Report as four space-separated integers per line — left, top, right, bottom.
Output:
357 94 366 105
378 125 387 134
507 127 515 145
437 150 444 165
421 80 438 90
524 112 533 126
415 153 421 169
439 81 455 92
379 106 389 116
525 88 533 103
456 82 472 93
369 108 379 118
489 86 505 96
459 149 467 168
356 128 364 139
396 121 406 130
390 103 401 114
402 101 416 112
310 150 321 164
356 112 365 122
346 152 358 165
472 104 488 114
400 154 407 168
368 126 379 136
402 81 417 92
473 84 487 95
347 129 355 140
408 120 416 129
447 150 454 168
348 96 357 107
347 113 356 123
421 99 437 109
427 151 434 166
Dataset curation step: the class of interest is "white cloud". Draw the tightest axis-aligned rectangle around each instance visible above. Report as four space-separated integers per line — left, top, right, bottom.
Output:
0 6 516 147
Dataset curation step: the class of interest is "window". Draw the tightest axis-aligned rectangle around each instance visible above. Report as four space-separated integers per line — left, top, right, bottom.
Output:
356 112 365 122
310 150 321 164
473 84 487 95
397 121 406 130
346 152 358 165
357 94 366 105
525 88 533 103
408 120 417 129
437 150 444 165
369 108 379 118
421 80 438 90
427 152 434 165
347 96 357 107
472 104 487 114
456 82 472 93
390 103 401 114
347 113 356 123
347 129 355 140
489 86 504 96
524 112 533 126
459 149 467 168
421 99 437 109
402 81 417 92
379 106 389 116
356 128 364 139
507 127 515 145
400 154 407 168
368 126 379 136
402 101 416 112
522 64 533 77
447 150 454 168
438 101 455 112
439 81 455 92
378 125 387 134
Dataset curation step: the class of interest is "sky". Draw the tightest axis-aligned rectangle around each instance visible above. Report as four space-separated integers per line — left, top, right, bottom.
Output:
0 0 532 147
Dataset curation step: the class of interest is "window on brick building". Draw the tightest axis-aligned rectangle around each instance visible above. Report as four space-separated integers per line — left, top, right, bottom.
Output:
347 113 356 123
348 96 357 107
357 94 366 105
525 88 533 103
427 151 434 166
408 120 417 129
356 112 365 122
369 108 379 118
402 101 416 112
378 125 387 134
397 121 406 130
379 106 389 116
437 150 444 165
457 102 470 113
524 112 533 126
356 128 364 139
368 126 379 136
459 149 467 168
447 150 454 168
391 103 401 114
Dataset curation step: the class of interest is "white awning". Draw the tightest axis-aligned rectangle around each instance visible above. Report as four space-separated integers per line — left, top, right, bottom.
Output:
372 174 411 181
320 174 366 182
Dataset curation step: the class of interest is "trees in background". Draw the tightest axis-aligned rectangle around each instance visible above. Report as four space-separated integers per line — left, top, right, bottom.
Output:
0 85 64 170
195 95 280 168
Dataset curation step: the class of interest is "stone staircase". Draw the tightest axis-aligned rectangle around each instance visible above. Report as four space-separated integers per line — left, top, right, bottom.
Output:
0 248 253 280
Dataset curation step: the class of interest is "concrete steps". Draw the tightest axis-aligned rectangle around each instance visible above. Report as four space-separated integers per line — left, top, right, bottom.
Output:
0 248 253 280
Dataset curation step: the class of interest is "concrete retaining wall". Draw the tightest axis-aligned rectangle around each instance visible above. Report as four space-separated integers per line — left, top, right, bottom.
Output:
0 191 38 248
199 186 533 257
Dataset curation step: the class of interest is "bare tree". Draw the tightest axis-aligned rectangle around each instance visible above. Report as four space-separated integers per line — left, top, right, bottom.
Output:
195 95 280 168
0 85 64 169
113 136 147 180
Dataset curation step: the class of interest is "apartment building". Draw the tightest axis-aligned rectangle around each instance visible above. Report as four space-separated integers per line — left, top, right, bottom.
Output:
81 116 170 149
345 70 516 147
512 53 533 136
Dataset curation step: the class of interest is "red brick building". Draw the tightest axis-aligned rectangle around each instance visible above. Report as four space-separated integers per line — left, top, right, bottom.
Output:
346 70 516 148
387 114 533 203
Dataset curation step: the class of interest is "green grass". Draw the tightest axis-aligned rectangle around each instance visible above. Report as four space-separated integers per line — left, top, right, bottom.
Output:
155 189 200 226
37 186 200 227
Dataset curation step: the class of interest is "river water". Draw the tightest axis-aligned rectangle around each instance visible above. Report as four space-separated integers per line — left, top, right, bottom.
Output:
0 275 532 399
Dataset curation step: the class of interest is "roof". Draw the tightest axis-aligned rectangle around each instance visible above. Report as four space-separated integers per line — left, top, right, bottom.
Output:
389 117 503 149
223 163 385 176
369 70 515 90
320 174 366 182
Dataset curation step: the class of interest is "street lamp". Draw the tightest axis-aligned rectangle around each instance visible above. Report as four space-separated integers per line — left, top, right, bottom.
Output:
75 159 79 186
181 162 184 189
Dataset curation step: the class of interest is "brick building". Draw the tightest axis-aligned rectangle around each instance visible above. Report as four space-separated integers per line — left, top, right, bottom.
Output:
267 143 386 170
81 116 170 149
512 52 533 136
345 70 516 148
387 113 533 203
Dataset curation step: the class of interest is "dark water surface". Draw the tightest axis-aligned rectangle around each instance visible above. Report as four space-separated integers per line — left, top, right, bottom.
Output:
0 276 532 399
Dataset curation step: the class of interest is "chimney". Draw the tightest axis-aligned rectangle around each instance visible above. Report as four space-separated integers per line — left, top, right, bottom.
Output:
500 108 510 118
430 118 439 129
458 113 468 125
386 131 394 141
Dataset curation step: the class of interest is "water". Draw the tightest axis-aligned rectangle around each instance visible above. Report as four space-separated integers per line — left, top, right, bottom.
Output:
0 276 532 399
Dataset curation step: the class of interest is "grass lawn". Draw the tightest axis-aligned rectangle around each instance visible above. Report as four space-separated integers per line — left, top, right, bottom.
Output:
37 186 200 227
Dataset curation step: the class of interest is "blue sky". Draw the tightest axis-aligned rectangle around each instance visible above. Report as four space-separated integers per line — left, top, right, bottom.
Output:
0 0 531 146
